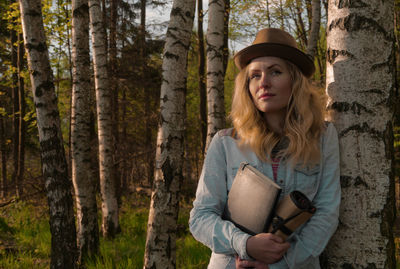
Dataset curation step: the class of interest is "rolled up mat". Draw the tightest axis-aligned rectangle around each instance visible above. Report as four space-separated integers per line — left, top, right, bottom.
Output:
268 191 316 240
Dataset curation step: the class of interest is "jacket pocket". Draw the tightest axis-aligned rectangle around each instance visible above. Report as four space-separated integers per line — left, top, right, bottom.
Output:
294 164 320 199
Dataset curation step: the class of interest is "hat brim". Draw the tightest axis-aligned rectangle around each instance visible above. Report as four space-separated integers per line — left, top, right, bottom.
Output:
234 43 315 77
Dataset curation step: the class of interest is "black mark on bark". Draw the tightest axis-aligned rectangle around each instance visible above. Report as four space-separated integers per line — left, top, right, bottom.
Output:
328 14 392 41
330 101 373 115
327 48 354 64
337 0 368 9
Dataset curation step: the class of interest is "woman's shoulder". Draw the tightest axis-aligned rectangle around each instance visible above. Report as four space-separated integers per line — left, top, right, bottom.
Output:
217 128 239 139
323 121 338 137
207 128 240 154
321 121 339 148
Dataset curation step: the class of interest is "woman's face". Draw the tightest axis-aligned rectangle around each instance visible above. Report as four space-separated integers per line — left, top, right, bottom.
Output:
247 56 292 116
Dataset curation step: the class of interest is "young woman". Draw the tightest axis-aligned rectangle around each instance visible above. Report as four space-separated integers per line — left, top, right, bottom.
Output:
189 28 341 269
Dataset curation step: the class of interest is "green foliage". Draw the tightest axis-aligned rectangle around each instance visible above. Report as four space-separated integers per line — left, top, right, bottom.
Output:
0 195 211 268
85 208 148 268
224 57 240 121
0 201 51 269
0 216 14 234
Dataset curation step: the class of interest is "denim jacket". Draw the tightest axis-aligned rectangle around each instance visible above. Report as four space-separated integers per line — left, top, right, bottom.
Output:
189 122 341 269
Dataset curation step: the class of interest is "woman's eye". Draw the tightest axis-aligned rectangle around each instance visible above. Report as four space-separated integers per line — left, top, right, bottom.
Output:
250 73 260 79
271 70 282 76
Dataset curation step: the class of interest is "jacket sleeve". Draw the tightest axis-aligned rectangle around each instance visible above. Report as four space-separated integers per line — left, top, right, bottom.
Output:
189 134 252 259
271 123 341 269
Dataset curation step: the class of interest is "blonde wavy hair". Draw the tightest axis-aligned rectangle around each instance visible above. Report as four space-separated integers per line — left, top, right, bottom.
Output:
230 60 326 166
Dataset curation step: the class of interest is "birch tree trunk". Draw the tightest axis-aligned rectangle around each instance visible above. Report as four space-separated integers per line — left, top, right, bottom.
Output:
89 0 119 238
143 0 195 267
323 1 396 268
19 0 78 267
205 0 226 151
306 0 320 60
71 0 99 261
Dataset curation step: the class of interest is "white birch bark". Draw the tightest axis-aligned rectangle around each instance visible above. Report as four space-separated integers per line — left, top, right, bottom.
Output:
323 1 396 268
306 0 320 59
19 0 78 267
143 0 195 267
205 0 226 151
71 0 99 260
88 0 119 237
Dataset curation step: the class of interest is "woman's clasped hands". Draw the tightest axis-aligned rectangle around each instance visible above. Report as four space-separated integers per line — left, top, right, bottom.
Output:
236 233 290 268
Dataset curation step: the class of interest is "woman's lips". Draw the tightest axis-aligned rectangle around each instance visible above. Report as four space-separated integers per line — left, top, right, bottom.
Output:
259 93 275 100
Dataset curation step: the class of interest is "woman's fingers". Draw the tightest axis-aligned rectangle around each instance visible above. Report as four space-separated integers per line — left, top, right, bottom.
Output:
235 255 269 269
246 233 290 264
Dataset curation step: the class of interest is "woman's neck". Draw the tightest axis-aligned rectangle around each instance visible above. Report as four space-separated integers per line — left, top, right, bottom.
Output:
263 111 286 135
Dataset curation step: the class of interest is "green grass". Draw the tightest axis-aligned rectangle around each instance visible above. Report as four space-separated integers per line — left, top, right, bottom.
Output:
0 201 51 269
0 195 210 269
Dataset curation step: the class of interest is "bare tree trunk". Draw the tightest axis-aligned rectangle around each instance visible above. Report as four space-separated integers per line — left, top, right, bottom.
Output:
71 0 99 262
141 0 154 187
63 3 73 174
10 13 19 197
295 0 307 50
109 0 121 209
16 32 25 197
197 0 207 154
102 0 108 55
0 116 6 199
121 86 127 191
143 0 195 267
305 0 312 28
19 0 78 267
223 0 230 76
266 0 271 28
205 0 226 151
89 0 119 238
306 0 320 60
323 0 396 268
279 0 285 29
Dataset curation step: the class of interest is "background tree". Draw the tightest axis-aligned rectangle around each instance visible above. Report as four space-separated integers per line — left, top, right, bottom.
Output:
197 0 207 154
90 0 119 238
205 0 228 151
16 29 25 198
306 0 320 59
143 0 196 267
71 0 99 261
10 0 20 197
19 0 78 267
109 0 120 206
0 115 6 199
323 0 396 267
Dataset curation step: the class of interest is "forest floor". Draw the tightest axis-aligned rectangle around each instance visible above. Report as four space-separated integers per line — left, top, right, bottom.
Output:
0 192 210 268
0 126 399 268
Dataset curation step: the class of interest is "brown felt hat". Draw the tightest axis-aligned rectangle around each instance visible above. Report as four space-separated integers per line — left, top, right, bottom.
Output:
233 28 315 77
